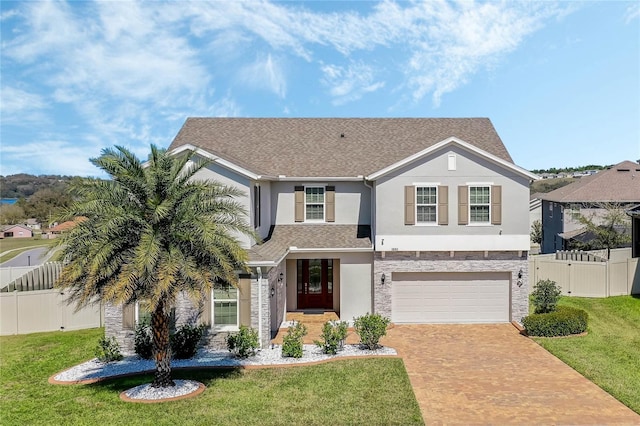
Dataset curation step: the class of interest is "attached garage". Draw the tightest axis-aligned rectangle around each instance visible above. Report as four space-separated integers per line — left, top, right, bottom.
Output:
391 272 510 323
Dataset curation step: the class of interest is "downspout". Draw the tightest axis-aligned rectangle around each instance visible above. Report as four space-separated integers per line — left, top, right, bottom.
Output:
363 179 375 247
363 178 376 314
256 266 263 349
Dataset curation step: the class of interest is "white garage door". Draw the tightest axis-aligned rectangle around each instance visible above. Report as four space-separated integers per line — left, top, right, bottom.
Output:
391 272 510 323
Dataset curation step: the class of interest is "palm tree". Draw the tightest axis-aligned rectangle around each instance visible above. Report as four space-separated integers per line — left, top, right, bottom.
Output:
56 145 254 387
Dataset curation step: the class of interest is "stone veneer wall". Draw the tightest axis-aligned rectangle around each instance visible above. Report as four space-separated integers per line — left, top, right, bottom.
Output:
373 251 529 324
106 269 277 353
270 263 286 335
250 270 272 349
104 302 135 355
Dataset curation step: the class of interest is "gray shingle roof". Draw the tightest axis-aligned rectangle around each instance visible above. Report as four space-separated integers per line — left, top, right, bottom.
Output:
169 118 512 178
248 225 372 264
539 161 640 203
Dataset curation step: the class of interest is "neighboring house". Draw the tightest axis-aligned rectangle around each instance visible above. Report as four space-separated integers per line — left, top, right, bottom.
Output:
45 218 84 239
25 218 41 230
627 205 640 258
1 224 33 239
105 118 537 352
529 193 543 253
538 161 640 254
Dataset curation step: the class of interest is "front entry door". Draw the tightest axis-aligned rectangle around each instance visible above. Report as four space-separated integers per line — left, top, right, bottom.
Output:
297 259 333 310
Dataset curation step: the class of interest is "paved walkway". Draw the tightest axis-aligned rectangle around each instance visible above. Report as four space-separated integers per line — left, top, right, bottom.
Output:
381 324 640 425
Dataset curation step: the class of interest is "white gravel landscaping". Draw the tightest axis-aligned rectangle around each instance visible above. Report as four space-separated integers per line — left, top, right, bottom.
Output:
54 344 398 384
123 379 202 401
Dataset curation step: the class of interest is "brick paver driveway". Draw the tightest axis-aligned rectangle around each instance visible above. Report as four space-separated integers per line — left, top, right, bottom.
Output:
381 324 640 425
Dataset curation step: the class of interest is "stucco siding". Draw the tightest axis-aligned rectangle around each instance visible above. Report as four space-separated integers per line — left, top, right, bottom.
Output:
338 253 374 322
375 146 530 247
251 180 272 241
192 160 252 248
271 181 371 225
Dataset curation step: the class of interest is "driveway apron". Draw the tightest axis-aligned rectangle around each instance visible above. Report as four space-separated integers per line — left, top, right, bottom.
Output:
381 324 640 425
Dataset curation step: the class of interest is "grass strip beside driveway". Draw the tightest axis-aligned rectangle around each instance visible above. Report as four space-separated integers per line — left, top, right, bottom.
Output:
0 328 423 425
0 238 54 263
533 296 640 414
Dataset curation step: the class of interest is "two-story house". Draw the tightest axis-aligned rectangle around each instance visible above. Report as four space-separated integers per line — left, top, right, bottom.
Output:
105 118 536 352
538 161 640 254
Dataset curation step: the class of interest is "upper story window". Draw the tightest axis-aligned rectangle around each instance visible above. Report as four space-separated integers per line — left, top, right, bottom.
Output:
458 185 500 225
405 185 448 226
295 186 335 223
469 186 490 223
305 187 325 221
416 187 437 223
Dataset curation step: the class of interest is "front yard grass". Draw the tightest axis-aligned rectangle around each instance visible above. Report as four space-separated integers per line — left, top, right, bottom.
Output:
0 328 423 425
533 295 640 414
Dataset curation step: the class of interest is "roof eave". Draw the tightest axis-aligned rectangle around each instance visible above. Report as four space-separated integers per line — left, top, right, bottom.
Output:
276 176 364 182
168 144 264 181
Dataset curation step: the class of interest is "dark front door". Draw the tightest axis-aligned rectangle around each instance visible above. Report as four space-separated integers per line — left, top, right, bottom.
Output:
297 259 333 310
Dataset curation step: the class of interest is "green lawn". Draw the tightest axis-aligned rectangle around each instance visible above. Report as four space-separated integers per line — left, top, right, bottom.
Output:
0 238 54 263
533 296 640 414
0 328 423 425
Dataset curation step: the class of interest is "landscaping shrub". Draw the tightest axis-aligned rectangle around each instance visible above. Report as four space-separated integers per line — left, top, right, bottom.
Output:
314 321 349 355
522 306 588 337
227 325 259 358
282 321 307 358
531 279 562 314
171 323 205 359
94 336 123 362
134 321 153 360
354 313 391 350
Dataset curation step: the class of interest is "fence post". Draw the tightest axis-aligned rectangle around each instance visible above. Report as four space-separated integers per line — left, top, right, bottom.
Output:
606 262 610 297
13 290 19 335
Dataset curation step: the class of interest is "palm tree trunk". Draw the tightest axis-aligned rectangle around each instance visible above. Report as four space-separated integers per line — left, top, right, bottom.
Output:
151 300 174 388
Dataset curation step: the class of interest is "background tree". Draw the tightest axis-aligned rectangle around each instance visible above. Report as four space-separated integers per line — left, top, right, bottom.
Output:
530 220 542 245
575 203 632 259
56 145 255 388
0 204 26 225
23 186 73 225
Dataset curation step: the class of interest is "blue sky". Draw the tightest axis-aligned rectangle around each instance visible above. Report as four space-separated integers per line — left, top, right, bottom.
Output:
1 1 639 177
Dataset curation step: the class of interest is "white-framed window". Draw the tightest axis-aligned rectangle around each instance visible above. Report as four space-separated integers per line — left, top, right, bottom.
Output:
469 186 490 223
416 186 437 224
212 281 239 330
305 186 325 221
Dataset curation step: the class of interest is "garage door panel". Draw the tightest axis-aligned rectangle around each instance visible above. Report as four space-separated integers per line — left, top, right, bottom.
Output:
391 272 510 323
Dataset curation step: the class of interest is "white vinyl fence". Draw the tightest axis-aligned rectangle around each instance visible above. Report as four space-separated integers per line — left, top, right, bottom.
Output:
0 266 40 287
0 289 103 335
0 262 104 335
529 248 640 297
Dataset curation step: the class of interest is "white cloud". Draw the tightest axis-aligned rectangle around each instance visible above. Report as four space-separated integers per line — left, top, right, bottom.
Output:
624 4 640 24
238 53 287 98
321 62 385 105
208 94 242 117
0 140 104 177
175 1 568 105
0 86 49 125
0 0 574 176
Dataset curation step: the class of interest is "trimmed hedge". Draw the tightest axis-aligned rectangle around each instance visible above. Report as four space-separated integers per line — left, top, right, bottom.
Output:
522 306 588 337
